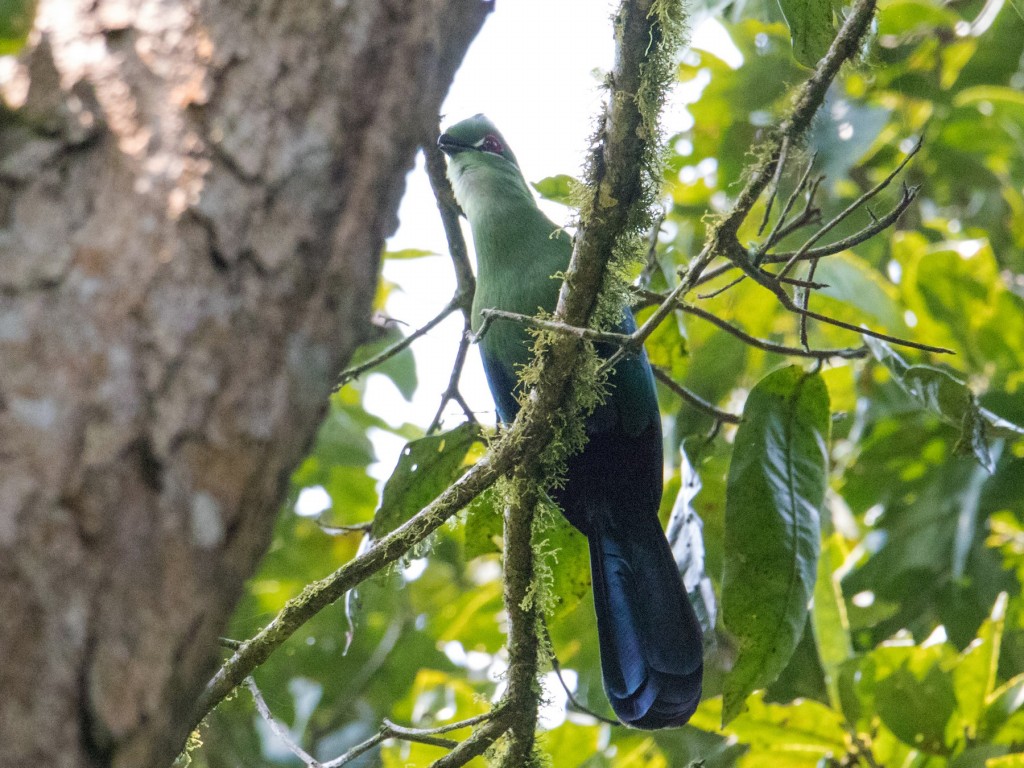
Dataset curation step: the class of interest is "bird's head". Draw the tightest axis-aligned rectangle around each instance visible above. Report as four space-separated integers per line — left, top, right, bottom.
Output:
437 114 530 220
437 113 520 168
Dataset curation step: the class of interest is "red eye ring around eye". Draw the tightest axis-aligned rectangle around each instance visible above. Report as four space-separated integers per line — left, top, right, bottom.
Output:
481 135 503 154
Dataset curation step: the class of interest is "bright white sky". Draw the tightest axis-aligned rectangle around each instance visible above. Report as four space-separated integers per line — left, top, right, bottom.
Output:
356 2 742 482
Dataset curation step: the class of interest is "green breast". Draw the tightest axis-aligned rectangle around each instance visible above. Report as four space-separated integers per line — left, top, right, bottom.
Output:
470 209 572 370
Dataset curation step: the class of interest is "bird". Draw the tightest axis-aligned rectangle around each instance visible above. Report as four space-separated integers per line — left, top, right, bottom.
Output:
438 114 703 728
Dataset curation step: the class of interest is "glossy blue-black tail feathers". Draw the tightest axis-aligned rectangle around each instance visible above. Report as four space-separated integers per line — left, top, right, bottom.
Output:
588 513 704 729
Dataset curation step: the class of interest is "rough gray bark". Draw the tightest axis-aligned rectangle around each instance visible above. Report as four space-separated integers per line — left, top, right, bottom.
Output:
0 1 489 766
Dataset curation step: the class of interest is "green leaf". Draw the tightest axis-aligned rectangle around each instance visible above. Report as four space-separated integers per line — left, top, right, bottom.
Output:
347 325 419 401
463 487 503 559
985 755 1024 768
863 337 1024 471
532 174 578 206
813 252 904 330
1010 0 1024 20
980 673 1024 743
814 533 854 710
382 248 438 260
865 643 959 755
0 0 35 55
537 503 592 620
722 365 830 724
540 721 602 766
955 593 1008 738
776 0 836 67
372 423 480 538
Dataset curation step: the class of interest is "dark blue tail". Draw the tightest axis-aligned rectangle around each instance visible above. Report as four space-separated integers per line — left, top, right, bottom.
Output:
588 509 704 728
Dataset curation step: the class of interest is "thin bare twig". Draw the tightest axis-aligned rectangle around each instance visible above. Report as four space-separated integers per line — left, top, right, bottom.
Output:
636 289 868 359
777 140 922 280
321 713 495 768
697 273 746 299
757 136 790 236
247 677 323 768
651 366 742 423
693 181 917 288
316 521 372 536
338 299 459 386
799 258 822 350
640 207 668 288
728 244 954 354
757 153 819 259
769 173 824 244
424 129 478 433
692 272 830 300
540 623 621 727
428 322 477 433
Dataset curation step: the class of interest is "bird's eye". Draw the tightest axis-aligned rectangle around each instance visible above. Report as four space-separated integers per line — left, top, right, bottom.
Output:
480 135 503 155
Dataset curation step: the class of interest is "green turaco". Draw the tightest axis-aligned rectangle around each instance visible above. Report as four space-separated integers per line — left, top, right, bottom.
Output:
438 114 703 728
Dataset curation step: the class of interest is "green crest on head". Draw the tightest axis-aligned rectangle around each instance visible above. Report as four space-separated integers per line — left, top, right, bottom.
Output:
438 114 520 168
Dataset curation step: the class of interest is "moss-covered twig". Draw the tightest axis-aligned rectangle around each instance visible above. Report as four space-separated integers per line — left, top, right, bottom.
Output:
492 478 543 767
477 308 634 347
192 445 516 727
195 0 685 738
776 140 923 279
694 181 917 287
599 0 945 376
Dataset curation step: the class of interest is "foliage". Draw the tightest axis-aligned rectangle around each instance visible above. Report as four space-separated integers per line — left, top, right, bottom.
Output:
0 0 34 55
189 1 1024 766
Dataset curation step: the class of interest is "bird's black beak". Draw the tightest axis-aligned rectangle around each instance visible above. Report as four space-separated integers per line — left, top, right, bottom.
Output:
437 133 472 156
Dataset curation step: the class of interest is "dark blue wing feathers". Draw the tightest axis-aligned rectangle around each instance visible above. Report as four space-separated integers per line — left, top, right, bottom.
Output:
480 306 704 728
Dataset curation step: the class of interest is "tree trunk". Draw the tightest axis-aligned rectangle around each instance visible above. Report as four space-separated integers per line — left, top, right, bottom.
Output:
0 1 489 766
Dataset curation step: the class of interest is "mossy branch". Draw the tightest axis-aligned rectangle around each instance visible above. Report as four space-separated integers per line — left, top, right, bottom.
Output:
600 0 946 378
193 0 684 735
192 446 515 727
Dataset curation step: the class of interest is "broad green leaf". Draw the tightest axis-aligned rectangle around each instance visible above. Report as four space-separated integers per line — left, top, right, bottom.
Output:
813 252 903 330
536 504 592 620
980 673 1024 743
372 423 480 538
954 86 1024 122
984 754 1024 768
955 593 1009 738
0 0 35 54
867 643 959 755
532 174 578 206
814 533 854 710
728 694 847 758
463 486 503 559
691 693 847 767
863 336 1024 471
777 0 835 67
640 304 688 381
1010 0 1024 20
722 365 830 724
540 721 601 766
611 734 669 768
876 0 960 36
